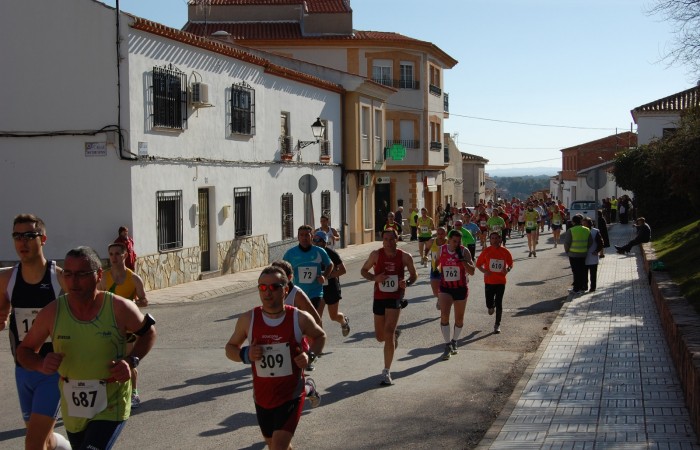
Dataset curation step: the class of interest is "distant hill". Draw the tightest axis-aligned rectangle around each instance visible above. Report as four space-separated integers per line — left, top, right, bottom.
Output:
487 167 559 177
492 175 551 200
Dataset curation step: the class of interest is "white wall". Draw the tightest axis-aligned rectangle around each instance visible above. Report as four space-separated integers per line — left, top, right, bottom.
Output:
635 113 681 145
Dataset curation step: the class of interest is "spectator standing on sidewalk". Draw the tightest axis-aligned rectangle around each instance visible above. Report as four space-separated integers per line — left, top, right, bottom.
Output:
596 209 610 248
114 226 137 272
583 217 605 293
394 206 404 240
563 214 593 295
360 228 418 386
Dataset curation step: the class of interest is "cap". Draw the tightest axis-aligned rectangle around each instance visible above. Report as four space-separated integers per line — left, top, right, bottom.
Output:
313 230 328 243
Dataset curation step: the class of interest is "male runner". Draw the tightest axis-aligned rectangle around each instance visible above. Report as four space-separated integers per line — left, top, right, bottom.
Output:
17 246 156 450
283 225 334 312
423 227 448 310
312 231 350 337
225 266 326 449
523 202 541 257
0 214 71 450
416 208 435 266
475 232 514 334
360 229 418 386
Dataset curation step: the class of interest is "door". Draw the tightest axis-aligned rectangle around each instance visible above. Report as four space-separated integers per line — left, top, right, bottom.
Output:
374 183 391 240
198 188 210 272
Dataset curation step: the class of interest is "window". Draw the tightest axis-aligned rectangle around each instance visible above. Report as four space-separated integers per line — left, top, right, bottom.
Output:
231 82 255 135
153 66 187 129
372 62 392 87
361 106 370 161
429 65 442 96
234 187 252 237
157 190 183 251
374 110 383 162
321 190 331 219
400 63 415 89
281 193 294 240
662 127 677 139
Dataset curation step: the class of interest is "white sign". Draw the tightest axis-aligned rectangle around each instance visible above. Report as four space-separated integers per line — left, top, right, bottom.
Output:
85 142 107 157
138 142 149 157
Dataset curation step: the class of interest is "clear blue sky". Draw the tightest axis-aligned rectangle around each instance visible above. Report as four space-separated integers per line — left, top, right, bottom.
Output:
104 0 693 171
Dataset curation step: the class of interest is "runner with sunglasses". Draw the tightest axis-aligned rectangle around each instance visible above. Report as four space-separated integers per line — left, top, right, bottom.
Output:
225 266 326 449
0 214 71 450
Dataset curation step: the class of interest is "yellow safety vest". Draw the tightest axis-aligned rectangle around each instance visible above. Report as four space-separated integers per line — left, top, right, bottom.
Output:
569 226 591 254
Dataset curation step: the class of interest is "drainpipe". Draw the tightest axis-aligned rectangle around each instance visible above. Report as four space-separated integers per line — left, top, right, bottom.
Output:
116 0 136 161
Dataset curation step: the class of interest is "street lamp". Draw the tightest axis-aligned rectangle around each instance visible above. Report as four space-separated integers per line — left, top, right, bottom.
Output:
298 117 325 149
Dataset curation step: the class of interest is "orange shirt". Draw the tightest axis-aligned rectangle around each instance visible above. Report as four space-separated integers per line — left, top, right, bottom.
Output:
476 245 513 285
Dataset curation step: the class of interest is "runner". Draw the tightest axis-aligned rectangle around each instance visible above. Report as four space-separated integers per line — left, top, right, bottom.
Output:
475 205 490 250
523 202 541 257
475 232 514 334
436 230 475 360
549 203 564 247
224 266 326 449
416 208 435 266
283 225 334 312
0 214 71 450
359 229 418 386
312 231 350 337
423 227 448 310
17 246 157 450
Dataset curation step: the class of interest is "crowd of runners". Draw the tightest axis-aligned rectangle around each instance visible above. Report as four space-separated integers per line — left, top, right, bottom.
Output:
1 199 637 449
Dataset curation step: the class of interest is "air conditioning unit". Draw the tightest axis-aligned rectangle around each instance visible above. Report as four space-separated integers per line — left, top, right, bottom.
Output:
376 176 391 184
191 82 209 105
360 172 371 187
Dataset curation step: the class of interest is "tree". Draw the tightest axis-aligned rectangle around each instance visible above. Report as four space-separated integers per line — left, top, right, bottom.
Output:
648 0 700 76
613 106 700 222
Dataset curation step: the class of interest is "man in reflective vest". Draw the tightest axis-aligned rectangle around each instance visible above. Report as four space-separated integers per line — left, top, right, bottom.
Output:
563 214 593 295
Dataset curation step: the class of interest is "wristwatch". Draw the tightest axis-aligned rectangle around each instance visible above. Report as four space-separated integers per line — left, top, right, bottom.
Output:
127 355 140 368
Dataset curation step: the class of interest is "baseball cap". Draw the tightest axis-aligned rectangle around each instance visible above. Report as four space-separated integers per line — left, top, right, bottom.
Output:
313 230 328 243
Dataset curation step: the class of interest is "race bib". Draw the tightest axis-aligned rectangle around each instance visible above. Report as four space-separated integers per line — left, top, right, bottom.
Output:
442 266 461 282
491 225 501 233
63 379 108 419
420 226 429 234
489 259 505 272
255 342 293 378
526 221 535 228
552 219 561 225
14 307 42 341
297 266 318 284
378 275 399 293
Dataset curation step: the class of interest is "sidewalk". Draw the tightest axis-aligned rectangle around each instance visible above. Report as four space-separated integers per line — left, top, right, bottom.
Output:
147 239 407 305
478 223 700 449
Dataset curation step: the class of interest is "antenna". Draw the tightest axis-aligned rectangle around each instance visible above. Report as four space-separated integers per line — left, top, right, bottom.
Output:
194 0 211 35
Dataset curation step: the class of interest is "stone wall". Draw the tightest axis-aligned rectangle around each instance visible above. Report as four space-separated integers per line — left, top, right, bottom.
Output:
218 234 268 274
643 243 700 436
268 239 298 263
139 246 200 291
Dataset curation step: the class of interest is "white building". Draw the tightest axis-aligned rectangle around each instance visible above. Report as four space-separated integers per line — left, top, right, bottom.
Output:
631 85 700 145
0 0 343 289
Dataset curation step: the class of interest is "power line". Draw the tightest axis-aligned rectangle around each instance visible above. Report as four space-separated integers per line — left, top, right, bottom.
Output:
486 157 561 166
458 141 561 150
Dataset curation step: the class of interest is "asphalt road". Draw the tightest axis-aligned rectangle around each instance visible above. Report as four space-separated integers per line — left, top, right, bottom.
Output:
0 229 572 450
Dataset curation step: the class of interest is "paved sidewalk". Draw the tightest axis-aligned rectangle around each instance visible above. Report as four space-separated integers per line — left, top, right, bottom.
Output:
479 223 700 449
147 239 409 305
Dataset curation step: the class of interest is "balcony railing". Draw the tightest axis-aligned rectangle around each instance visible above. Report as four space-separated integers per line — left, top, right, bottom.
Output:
320 140 330 157
430 141 442 151
385 139 420 149
444 144 450 163
372 77 420 90
443 92 449 113
429 84 442 96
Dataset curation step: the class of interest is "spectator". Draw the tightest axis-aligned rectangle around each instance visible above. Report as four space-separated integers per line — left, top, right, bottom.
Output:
615 217 651 254
114 226 137 271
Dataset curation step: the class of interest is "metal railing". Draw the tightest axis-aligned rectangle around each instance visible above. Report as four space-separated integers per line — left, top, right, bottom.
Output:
385 139 420 149
372 77 420 90
429 84 442 96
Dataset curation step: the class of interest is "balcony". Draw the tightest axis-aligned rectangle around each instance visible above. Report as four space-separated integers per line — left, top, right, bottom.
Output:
320 140 331 162
444 143 450 163
372 77 420 90
429 84 442 96
443 92 449 113
280 135 294 160
430 141 442 151
385 139 420 149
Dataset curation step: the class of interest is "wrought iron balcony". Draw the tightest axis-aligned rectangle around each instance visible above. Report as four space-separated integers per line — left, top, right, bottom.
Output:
430 141 442 151
385 139 420 149
443 92 449 113
372 77 420 90
429 84 442 96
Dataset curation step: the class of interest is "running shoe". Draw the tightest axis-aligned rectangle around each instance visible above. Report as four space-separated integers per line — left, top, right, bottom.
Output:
450 339 458 355
488 307 495 315
380 369 394 386
341 316 351 337
305 377 321 408
494 325 501 334
394 329 401 348
131 391 141 409
441 344 452 361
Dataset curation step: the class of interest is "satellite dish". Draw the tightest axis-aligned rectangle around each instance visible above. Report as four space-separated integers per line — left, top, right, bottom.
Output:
585 169 607 190
299 174 318 194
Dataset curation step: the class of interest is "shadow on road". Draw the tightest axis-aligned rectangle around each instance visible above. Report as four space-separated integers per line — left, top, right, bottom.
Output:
199 411 260 439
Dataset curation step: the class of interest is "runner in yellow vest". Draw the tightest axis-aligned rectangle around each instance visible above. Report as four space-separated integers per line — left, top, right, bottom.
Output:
416 208 435 266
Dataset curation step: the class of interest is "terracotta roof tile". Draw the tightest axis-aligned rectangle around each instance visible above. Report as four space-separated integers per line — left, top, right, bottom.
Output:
560 132 637 152
188 0 351 13
130 17 344 94
631 85 700 116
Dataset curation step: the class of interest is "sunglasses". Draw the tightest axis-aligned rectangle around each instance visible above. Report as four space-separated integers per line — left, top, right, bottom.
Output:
257 283 286 292
63 270 97 279
312 238 326 243
12 231 43 241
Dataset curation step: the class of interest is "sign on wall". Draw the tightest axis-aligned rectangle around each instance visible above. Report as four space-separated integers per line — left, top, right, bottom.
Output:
85 142 107 157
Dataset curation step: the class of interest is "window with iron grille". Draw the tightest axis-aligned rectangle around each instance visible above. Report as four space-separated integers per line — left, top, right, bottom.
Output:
157 190 183 251
231 82 255 135
321 190 331 219
234 187 252 237
152 66 187 130
281 193 294 240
